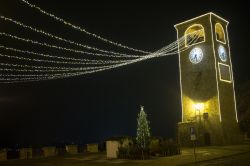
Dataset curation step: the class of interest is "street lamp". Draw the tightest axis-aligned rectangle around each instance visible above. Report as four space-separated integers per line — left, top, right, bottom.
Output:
194 103 204 112
190 103 204 162
193 103 204 144
193 103 204 122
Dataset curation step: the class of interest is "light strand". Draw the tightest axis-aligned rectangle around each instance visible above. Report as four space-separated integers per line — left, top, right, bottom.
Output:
0 45 129 65
0 32 141 58
0 52 128 65
0 15 144 57
20 0 150 54
0 62 115 71
0 31 200 83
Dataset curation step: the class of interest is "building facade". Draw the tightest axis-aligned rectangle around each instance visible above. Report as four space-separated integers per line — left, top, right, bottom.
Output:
175 13 241 146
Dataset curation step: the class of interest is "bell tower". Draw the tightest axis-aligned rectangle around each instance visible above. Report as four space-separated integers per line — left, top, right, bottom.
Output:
175 13 240 146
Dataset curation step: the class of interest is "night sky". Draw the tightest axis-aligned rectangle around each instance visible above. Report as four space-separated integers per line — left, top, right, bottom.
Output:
0 0 249 147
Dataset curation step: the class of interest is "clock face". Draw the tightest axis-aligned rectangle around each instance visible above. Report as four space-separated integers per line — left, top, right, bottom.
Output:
189 47 203 64
218 45 227 62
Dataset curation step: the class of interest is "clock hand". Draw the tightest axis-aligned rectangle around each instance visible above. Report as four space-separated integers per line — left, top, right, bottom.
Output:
194 54 197 61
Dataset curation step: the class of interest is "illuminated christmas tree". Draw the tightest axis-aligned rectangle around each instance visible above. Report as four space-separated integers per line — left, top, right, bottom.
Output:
136 105 151 149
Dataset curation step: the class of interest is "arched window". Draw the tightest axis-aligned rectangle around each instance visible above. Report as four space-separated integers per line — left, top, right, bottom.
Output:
215 23 226 43
185 24 205 47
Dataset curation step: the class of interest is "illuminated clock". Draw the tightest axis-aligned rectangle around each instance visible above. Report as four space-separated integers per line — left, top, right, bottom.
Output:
189 47 203 64
218 45 227 62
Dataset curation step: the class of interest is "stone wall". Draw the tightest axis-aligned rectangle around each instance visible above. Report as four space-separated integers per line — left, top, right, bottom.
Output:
87 144 98 153
19 148 32 159
42 146 56 157
0 149 7 161
65 145 78 154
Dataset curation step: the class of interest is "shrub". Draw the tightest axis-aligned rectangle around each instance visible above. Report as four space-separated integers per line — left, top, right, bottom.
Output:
159 139 180 157
117 146 150 160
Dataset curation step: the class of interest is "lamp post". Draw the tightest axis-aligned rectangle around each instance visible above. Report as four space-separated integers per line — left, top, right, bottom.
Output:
193 103 204 143
190 103 203 163
194 104 203 122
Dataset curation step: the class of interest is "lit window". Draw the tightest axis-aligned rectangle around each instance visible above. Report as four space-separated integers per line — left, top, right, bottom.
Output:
185 24 205 47
215 23 226 44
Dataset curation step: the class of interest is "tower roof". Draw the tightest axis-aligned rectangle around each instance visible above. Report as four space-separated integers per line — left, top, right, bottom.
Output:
174 12 229 28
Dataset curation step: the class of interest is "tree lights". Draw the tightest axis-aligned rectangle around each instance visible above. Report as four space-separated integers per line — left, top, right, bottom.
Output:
136 106 151 150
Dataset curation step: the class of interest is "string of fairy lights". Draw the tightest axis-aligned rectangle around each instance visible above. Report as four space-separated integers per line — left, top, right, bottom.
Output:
0 45 129 64
0 0 202 83
0 16 144 58
19 0 151 54
0 32 142 59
